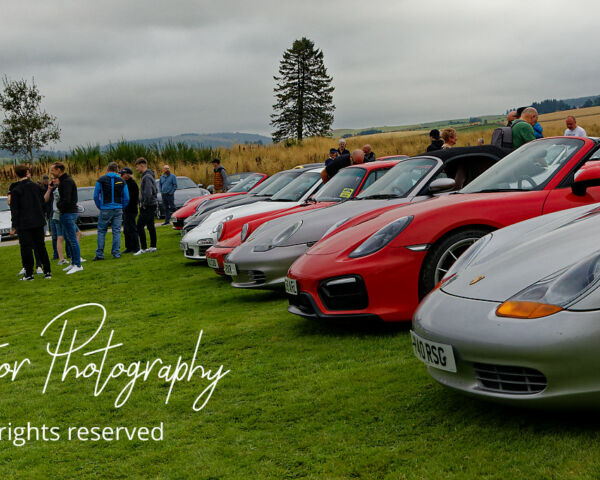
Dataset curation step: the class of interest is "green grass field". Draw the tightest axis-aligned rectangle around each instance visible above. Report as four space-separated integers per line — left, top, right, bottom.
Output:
1 229 600 479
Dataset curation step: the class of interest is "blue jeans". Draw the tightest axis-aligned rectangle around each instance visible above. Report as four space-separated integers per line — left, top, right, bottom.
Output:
162 192 176 223
96 209 123 258
60 213 81 267
49 218 60 259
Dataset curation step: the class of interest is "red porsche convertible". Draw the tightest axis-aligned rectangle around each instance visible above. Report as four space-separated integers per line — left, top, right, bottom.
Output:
205 157 406 274
286 136 600 322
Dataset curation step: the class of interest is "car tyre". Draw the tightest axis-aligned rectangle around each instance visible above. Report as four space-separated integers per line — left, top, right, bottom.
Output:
419 228 489 298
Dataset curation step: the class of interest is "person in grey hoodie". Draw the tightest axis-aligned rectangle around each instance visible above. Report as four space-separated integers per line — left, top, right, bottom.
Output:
134 157 158 254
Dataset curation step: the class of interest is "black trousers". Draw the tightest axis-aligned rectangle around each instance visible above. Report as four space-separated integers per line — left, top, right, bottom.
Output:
18 226 51 277
123 211 140 251
137 206 156 250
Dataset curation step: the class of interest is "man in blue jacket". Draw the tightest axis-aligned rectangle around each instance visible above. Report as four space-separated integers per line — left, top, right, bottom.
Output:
159 165 177 225
93 162 129 260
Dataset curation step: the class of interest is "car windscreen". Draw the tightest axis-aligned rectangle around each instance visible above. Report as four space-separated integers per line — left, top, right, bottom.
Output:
228 172 252 184
176 177 196 189
357 158 438 199
270 171 321 202
77 188 95 202
228 174 263 193
462 138 584 193
0 198 8 211
313 167 366 202
255 171 302 196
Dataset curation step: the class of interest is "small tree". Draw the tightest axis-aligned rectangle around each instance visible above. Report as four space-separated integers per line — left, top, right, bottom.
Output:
0 76 61 162
270 37 335 143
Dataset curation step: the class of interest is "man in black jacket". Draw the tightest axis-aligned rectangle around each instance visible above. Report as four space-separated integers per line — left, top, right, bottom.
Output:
120 167 140 253
10 165 51 280
50 162 83 274
320 150 365 183
134 157 158 254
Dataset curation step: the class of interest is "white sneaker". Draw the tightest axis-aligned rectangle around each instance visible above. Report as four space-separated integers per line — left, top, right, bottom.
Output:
80 258 86 263
146 247 157 253
17 268 25 276
58 259 69 265
36 267 44 274
133 250 146 256
63 264 74 271
66 265 83 275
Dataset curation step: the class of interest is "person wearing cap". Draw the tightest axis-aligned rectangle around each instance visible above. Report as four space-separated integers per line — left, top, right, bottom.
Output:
325 148 338 166
159 164 177 225
337 139 350 156
92 162 129 260
426 129 444 152
362 144 376 162
211 158 230 193
120 167 140 253
321 149 365 183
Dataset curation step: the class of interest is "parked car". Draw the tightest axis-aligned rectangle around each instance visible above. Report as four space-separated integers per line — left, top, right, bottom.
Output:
0 196 12 240
227 147 507 290
156 176 210 218
286 136 600 322
412 188 600 407
206 171 265 192
209 156 407 277
181 168 320 235
76 187 99 226
170 173 268 229
180 168 325 260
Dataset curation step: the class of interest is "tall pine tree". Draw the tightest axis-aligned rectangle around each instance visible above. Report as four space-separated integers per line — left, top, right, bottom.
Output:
270 38 335 143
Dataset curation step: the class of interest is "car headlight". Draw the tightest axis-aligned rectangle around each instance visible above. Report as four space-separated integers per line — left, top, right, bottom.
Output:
241 223 250 242
348 216 413 258
77 205 84 213
213 215 233 234
197 238 214 246
253 220 303 252
321 217 351 240
497 251 600 319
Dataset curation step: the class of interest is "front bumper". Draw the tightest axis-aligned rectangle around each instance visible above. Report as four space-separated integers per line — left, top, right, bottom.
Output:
287 247 426 322
206 246 234 275
228 244 309 289
412 288 600 407
180 240 214 260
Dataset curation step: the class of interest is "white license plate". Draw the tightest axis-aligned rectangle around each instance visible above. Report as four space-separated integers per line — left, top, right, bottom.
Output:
207 257 219 269
410 331 456 373
285 277 298 295
224 262 237 276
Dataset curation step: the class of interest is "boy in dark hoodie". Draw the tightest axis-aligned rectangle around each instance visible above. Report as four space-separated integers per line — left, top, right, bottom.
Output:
134 157 158 254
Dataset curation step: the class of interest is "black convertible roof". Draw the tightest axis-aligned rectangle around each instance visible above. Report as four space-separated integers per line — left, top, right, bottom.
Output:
415 145 510 163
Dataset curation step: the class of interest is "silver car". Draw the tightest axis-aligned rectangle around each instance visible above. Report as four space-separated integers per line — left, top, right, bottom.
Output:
226 146 508 289
412 189 600 407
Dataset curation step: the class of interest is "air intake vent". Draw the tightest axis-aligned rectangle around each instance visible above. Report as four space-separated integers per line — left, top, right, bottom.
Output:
474 363 547 394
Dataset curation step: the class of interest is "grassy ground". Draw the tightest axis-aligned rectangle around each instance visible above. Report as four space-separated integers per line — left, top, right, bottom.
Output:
2 219 600 479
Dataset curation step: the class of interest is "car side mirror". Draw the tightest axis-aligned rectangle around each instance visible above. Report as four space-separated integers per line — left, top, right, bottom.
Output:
572 162 600 196
428 178 456 193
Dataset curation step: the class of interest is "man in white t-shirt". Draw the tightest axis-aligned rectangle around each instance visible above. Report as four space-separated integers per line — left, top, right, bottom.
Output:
564 116 587 137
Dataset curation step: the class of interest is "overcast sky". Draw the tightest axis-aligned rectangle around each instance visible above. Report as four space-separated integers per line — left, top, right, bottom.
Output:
1 0 599 149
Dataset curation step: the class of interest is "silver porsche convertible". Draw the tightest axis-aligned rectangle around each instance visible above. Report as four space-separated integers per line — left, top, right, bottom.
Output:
412 168 600 407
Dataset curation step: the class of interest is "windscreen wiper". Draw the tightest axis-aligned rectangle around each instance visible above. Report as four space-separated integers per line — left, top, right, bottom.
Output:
360 193 402 199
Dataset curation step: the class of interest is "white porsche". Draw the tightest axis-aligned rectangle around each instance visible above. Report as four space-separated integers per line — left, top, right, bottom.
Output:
180 168 324 260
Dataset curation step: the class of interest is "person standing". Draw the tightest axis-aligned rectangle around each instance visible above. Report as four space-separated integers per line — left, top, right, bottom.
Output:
362 144 376 162
321 150 365 183
93 162 129 261
134 157 158 254
441 128 457 149
44 176 69 265
9 165 51 280
159 164 177 225
211 159 230 193
50 162 83 274
337 139 350 156
120 167 140 253
511 107 538 149
325 148 338 166
564 116 587 137
426 129 444 152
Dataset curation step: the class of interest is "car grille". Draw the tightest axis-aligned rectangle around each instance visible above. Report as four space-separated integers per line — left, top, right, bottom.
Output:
173 218 184 228
247 270 266 284
318 276 368 311
474 363 547 394
197 245 210 257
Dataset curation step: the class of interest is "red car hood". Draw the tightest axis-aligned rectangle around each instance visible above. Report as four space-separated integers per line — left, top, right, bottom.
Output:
172 192 245 218
307 191 547 256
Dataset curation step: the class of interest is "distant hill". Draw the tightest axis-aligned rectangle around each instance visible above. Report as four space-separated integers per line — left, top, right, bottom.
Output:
0 132 273 162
